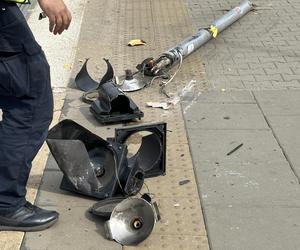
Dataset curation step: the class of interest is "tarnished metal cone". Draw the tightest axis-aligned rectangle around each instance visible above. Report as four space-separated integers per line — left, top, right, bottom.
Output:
105 197 156 245
118 70 147 92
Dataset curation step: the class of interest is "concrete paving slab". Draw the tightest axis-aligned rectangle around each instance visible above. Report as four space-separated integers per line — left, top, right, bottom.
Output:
198 160 300 206
126 235 209 250
254 90 300 116
184 103 268 130
63 89 88 108
44 155 60 171
184 87 300 249
205 206 300 250
190 90 255 104
34 170 97 208
22 206 120 250
188 129 300 206
265 115 300 179
189 129 285 163
61 106 96 125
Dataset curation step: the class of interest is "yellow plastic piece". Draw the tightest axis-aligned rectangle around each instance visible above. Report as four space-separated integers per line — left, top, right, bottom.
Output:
128 39 146 47
209 25 218 38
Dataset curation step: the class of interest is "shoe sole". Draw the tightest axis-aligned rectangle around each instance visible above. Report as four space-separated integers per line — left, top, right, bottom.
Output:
0 217 58 232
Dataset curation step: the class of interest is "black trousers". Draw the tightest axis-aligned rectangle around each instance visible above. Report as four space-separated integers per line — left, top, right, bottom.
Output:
0 3 53 214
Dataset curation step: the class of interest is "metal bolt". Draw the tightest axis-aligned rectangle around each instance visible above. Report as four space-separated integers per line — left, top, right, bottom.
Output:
132 218 143 229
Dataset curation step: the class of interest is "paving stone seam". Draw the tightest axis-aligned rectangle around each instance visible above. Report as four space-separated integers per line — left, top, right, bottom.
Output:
182 104 213 250
251 91 300 183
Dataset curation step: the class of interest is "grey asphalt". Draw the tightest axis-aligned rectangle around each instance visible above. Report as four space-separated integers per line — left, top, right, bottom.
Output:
22 0 300 249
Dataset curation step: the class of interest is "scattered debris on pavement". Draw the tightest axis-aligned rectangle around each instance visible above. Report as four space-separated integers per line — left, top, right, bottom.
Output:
117 1 253 93
63 63 72 70
75 59 144 123
146 98 179 110
48 120 166 246
179 179 191 186
90 80 144 123
75 58 114 92
38 11 46 20
46 0 254 246
47 120 166 199
146 80 198 110
227 143 244 156
91 194 160 245
128 39 146 47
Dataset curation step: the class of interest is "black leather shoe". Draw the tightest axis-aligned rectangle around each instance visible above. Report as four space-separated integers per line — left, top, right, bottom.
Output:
0 202 59 232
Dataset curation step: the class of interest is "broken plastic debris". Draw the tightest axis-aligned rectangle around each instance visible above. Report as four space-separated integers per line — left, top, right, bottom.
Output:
179 179 191 186
147 80 197 110
146 101 172 110
63 63 72 70
227 143 244 156
47 119 144 199
74 59 144 123
75 58 114 92
47 120 167 199
128 39 146 47
146 96 180 110
90 80 144 123
90 197 126 220
114 122 167 178
208 25 218 38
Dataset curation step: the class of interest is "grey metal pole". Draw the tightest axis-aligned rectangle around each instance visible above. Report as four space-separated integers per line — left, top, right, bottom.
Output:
213 0 253 33
151 0 253 74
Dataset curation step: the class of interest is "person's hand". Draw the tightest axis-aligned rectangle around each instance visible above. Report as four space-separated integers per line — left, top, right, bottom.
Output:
37 0 72 35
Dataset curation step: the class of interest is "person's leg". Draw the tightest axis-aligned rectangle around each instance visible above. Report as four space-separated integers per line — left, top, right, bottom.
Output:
0 53 57 231
0 0 54 214
0 3 58 231
0 46 53 213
